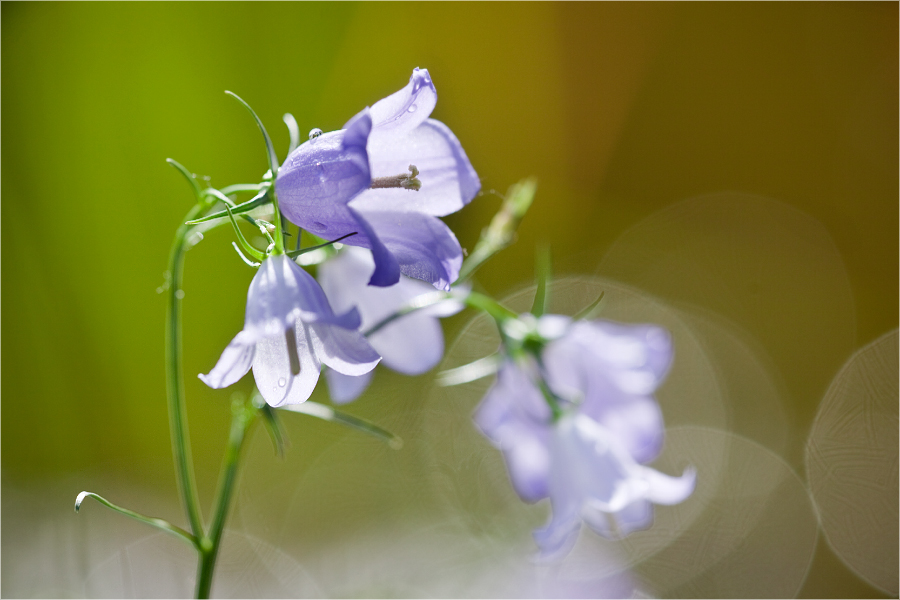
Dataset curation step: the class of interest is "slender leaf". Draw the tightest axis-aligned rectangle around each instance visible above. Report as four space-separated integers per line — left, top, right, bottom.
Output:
166 158 202 201
75 491 198 549
225 91 279 176
284 401 403 449
186 187 270 225
436 354 502 386
283 113 300 155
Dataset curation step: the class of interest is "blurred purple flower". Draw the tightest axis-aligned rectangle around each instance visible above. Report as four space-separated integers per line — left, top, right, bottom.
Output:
475 317 695 559
275 67 480 291
199 254 380 406
317 246 463 403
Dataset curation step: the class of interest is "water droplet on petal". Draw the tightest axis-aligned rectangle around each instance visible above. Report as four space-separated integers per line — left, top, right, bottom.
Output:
278 377 287 387
308 128 323 140
407 103 417 113
313 221 327 232
316 162 326 183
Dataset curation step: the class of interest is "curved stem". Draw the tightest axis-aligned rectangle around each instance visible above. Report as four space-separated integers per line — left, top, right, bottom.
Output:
166 205 206 538
195 401 256 599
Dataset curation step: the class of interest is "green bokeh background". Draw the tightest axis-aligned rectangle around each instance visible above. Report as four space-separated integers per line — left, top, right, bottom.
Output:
2 3 896 597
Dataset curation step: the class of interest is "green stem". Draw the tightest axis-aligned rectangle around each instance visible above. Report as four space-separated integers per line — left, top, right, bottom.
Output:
195 400 255 599
166 205 206 539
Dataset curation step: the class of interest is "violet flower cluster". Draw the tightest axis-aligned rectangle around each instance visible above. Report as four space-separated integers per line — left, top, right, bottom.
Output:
198 67 693 559
475 315 696 558
201 68 477 406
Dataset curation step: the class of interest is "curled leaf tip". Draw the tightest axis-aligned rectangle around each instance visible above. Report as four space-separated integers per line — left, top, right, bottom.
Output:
74 491 91 512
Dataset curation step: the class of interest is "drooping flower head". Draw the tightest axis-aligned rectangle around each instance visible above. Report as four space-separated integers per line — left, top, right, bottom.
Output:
199 254 380 406
275 68 480 291
475 315 695 559
317 246 464 403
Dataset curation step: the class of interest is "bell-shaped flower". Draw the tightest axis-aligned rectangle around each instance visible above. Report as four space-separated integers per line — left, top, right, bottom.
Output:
317 246 463 403
275 67 480 291
474 316 695 559
199 254 380 406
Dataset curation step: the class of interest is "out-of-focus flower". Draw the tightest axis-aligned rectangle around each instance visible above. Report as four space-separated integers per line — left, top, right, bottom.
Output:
318 246 463 403
199 254 380 406
275 68 480 291
475 316 695 559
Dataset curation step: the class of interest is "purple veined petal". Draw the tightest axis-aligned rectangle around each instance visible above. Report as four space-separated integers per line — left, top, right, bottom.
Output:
353 119 481 218
346 206 401 287
585 395 665 464
308 322 381 377
318 246 461 374
324 368 374 405
276 109 373 237
500 424 551 502
253 256 362 330
474 362 551 439
252 325 321 407
542 332 589 402
244 256 305 336
533 508 582 561
639 464 696 505
356 209 463 291
577 321 673 393
582 498 654 539
198 330 256 389
340 108 373 175
368 67 437 137
373 313 444 375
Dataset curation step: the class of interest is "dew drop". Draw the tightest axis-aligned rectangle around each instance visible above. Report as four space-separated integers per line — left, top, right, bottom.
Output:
407 103 417 113
308 128 323 140
175 289 185 300
277 377 287 387
316 162 326 183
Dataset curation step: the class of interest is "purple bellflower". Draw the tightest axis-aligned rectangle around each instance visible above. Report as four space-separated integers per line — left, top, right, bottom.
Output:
275 68 480 291
199 254 380 406
475 316 695 559
317 246 463 403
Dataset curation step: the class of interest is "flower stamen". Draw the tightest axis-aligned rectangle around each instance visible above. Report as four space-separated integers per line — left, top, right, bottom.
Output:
370 164 421 191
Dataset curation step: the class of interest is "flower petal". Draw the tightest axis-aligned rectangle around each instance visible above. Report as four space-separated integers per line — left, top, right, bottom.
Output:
533 512 581 561
325 368 374 405
308 322 381 377
368 67 437 137
244 255 360 335
346 206 401 287
353 119 481 218
319 246 451 375
640 464 697 505
501 427 551 502
198 330 256 389
356 209 463 291
276 109 372 237
252 326 320 407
